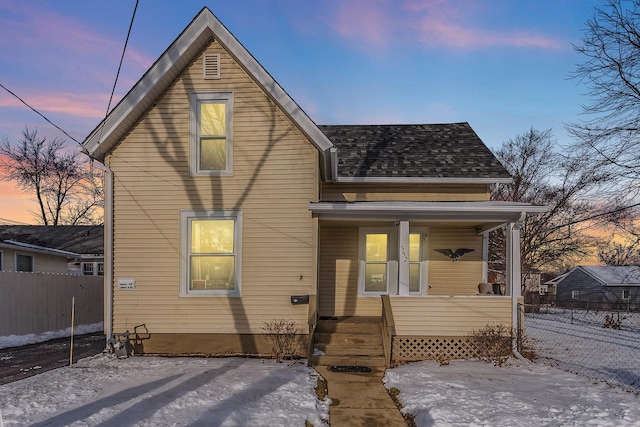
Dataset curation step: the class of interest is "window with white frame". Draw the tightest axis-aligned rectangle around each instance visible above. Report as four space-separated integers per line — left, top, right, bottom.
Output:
180 209 242 296
363 233 390 293
16 253 34 272
622 289 630 301
97 262 104 276
571 290 579 300
190 92 233 176
408 231 428 294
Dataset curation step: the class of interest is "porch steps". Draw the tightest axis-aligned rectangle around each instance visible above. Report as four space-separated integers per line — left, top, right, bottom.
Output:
309 317 386 368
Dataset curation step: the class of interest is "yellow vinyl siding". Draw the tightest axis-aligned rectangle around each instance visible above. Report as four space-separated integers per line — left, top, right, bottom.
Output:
390 296 512 336
318 225 382 317
107 41 318 334
321 183 491 202
427 228 484 295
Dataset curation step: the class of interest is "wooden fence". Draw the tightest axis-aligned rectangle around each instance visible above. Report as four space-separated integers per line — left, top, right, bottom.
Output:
0 271 103 336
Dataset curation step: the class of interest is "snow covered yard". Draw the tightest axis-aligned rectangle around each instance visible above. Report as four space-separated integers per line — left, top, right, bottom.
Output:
384 359 640 427
525 309 640 390
0 355 330 426
1 352 640 426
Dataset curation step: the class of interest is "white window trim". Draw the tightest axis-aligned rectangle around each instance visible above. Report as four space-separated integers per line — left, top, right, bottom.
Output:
571 290 579 300
622 289 630 301
180 209 242 297
358 227 397 296
408 228 429 296
189 91 234 176
15 252 35 272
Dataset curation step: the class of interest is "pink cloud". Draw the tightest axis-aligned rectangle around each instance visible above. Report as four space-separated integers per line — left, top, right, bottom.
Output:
0 90 111 119
330 0 562 50
332 0 395 48
0 1 153 70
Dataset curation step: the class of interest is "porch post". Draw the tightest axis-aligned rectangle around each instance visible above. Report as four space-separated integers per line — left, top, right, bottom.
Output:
398 220 410 295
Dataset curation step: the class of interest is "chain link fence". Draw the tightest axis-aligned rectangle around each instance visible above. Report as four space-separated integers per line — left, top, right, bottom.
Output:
520 303 640 392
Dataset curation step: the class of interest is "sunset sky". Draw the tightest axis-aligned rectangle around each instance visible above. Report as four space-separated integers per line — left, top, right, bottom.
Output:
0 0 603 224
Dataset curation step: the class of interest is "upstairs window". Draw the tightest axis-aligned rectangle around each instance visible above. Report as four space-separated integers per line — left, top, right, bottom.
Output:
190 92 233 176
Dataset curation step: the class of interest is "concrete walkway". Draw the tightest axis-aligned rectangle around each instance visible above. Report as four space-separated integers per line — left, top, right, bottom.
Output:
315 366 408 426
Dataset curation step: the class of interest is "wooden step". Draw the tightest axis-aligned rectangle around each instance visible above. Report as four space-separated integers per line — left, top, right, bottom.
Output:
309 354 387 367
315 317 382 334
313 332 383 346
314 343 384 357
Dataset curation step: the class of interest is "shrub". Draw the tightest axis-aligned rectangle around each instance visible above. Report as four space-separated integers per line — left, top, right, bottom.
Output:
467 324 513 366
261 319 302 362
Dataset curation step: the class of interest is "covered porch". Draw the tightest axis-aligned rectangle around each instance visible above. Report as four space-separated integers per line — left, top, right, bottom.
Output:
309 201 547 364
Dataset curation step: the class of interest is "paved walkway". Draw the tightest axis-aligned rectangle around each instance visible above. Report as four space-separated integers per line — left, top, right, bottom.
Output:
315 366 408 426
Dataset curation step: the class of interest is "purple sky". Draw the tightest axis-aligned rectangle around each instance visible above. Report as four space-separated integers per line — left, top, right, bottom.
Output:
0 0 602 223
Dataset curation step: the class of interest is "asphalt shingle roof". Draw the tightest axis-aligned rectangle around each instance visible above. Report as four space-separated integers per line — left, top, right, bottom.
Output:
0 225 103 255
318 122 511 179
581 266 640 286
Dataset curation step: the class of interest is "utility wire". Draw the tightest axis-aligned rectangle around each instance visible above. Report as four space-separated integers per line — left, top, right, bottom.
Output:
97 0 139 145
0 82 82 146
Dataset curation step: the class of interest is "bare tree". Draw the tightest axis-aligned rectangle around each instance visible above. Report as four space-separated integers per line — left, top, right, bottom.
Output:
0 127 103 225
491 128 611 281
567 0 640 189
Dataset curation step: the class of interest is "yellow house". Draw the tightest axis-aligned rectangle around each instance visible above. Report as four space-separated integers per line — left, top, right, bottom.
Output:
82 8 546 365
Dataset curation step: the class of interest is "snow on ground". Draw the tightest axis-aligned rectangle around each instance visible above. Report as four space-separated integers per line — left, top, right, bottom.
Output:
384 359 640 427
526 309 640 390
0 322 103 349
2 355 639 427
0 354 330 427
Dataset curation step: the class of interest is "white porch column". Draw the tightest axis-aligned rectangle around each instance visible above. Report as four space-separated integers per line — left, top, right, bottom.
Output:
398 220 410 295
482 232 489 283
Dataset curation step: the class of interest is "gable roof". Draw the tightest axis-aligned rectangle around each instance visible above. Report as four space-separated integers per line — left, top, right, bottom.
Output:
556 266 640 287
0 226 103 255
318 123 512 183
82 7 333 176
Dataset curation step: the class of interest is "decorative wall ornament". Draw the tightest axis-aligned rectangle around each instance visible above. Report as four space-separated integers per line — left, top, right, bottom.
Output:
434 248 475 261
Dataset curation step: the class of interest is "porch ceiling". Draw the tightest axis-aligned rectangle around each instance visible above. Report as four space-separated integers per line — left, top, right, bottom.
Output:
309 201 548 226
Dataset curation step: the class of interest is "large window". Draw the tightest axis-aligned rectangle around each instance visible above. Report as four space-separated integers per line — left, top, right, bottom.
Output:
364 233 389 292
190 92 233 176
16 253 34 272
180 210 242 296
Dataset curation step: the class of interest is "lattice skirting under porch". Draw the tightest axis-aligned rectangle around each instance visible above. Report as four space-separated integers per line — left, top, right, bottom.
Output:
391 336 478 363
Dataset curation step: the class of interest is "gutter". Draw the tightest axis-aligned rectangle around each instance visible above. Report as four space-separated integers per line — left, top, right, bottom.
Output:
88 160 114 347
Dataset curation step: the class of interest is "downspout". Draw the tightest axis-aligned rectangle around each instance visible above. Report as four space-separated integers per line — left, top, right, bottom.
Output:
508 213 529 363
90 160 114 347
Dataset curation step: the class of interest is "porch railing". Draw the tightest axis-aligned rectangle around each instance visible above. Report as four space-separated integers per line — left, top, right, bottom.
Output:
381 295 395 367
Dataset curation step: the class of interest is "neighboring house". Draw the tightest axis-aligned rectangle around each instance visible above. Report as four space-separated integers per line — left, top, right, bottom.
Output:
0 240 77 273
0 226 104 275
554 266 640 309
81 8 547 363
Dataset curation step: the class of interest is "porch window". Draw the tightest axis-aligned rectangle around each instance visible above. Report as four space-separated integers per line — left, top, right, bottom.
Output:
409 233 421 293
365 233 388 292
180 210 242 296
16 253 34 272
190 92 233 176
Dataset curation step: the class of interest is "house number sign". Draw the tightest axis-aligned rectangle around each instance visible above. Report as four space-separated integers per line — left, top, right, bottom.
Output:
118 278 136 290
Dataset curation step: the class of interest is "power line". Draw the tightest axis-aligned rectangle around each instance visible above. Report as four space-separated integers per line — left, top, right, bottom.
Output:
0 82 82 146
97 0 139 145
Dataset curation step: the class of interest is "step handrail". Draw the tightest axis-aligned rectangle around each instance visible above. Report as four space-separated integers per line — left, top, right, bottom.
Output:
381 295 395 367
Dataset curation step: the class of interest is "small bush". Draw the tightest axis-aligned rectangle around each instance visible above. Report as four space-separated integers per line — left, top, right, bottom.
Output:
261 319 302 362
467 324 513 366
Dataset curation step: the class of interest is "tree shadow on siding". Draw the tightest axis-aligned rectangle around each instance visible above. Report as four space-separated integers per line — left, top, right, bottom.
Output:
144 65 294 355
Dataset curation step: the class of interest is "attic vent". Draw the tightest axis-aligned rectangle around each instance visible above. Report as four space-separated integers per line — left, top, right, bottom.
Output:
203 53 220 79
